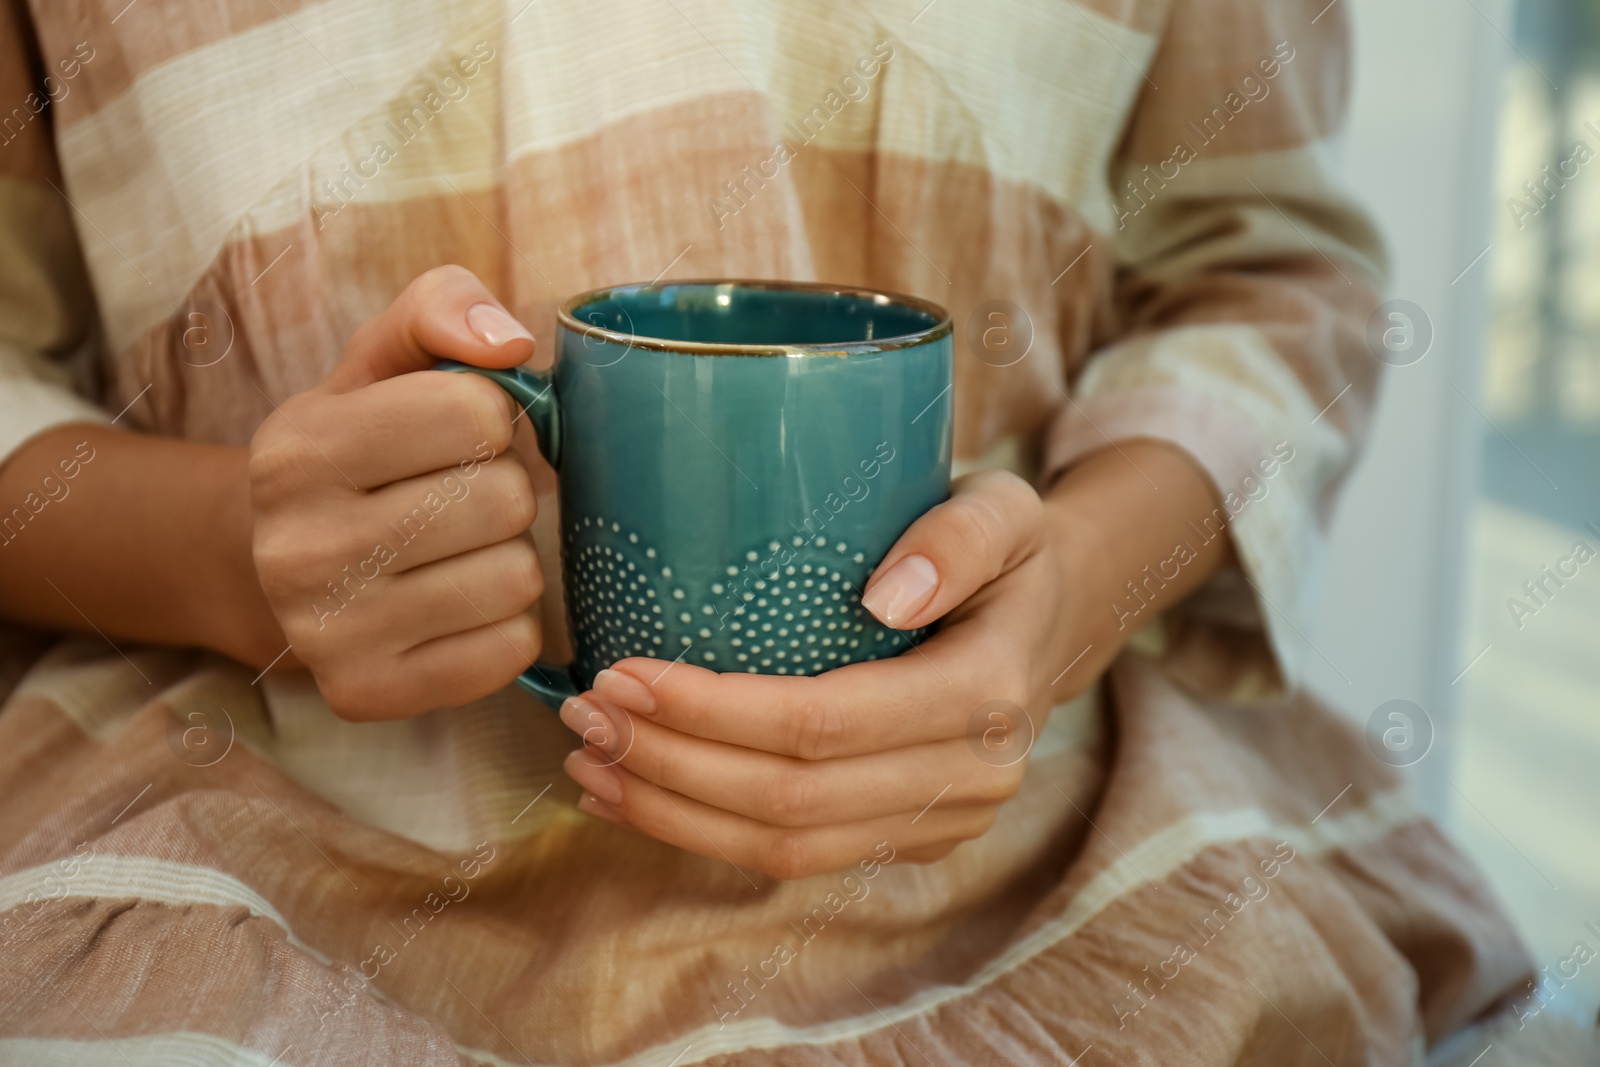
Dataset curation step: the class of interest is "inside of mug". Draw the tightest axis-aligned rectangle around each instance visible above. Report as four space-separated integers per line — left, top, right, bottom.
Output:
571 282 942 349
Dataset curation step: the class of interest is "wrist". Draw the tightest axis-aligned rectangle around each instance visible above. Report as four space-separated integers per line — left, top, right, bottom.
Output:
1041 470 1127 661
0 425 290 670
187 446 291 669
1040 439 1236 664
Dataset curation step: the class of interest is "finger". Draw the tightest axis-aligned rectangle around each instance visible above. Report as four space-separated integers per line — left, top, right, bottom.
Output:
325 264 535 392
319 612 542 721
300 457 537 575
289 371 520 490
859 470 1042 630
596 608 1020 759
335 537 542 654
563 755 994 881
558 695 1021 827
892 844 961 865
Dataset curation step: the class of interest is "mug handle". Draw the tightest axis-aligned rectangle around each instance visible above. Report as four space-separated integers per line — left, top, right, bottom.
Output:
436 359 578 710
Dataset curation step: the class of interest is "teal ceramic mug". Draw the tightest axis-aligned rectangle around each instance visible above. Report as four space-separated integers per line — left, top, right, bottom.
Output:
439 279 953 709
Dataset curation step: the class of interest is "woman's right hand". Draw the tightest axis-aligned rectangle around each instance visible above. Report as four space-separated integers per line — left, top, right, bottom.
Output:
249 266 546 720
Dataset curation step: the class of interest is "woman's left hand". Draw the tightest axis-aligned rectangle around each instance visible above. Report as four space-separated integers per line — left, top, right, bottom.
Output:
557 470 1099 879
556 441 1235 880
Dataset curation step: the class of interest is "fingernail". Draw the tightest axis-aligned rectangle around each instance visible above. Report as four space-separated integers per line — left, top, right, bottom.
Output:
566 750 624 806
559 697 620 755
593 668 656 715
466 302 534 348
577 792 626 826
861 554 939 626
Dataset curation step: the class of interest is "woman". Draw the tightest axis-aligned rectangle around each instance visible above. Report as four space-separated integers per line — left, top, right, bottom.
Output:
0 0 1554 1063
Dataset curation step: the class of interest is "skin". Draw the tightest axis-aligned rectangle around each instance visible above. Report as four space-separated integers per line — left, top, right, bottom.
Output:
0 266 548 717
563 443 1233 877
0 265 1234 877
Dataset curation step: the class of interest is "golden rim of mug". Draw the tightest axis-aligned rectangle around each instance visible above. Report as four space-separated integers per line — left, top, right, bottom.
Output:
556 279 954 356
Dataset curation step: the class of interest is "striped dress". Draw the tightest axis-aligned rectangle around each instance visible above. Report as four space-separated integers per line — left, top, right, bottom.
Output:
0 0 1549 1063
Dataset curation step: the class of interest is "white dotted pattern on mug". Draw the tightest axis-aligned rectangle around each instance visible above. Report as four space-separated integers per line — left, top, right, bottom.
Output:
563 516 924 679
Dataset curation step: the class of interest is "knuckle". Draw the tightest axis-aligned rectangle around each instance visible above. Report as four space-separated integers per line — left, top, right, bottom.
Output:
948 495 1008 566
490 465 538 536
785 687 849 761
319 670 384 722
963 687 1036 763
669 697 713 742
961 806 1002 841
948 472 1043 565
971 468 1040 510
507 540 545 608
1006 478 1046 548
1001 757 1030 796
408 263 476 306
277 611 324 656
448 373 514 456
976 761 1027 803
626 733 669 784
759 766 821 827
963 640 1031 709
979 668 1030 716
251 529 307 597
247 431 307 501
248 397 339 500
905 842 958 865
760 831 817 881
495 611 543 665
987 469 1042 511
997 677 1034 716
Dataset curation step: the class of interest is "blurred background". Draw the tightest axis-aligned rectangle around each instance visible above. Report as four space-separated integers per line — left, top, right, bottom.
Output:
1307 0 1600 1021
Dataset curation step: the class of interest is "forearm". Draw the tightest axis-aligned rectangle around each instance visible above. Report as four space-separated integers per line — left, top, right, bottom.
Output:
1043 439 1236 676
0 425 1229 684
0 423 287 668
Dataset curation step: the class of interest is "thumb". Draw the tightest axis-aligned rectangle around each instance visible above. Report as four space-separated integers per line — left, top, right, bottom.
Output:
323 264 536 393
860 470 1043 629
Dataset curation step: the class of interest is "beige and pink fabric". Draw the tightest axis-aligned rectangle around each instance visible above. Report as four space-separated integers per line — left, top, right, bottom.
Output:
0 0 1564 1063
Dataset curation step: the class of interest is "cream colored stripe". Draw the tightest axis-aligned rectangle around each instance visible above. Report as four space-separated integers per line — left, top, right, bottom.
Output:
979 789 1420 993
0 853 331 965
870 0 1152 234
0 1033 288 1067
1113 139 1386 286
0 341 108 463
1073 323 1344 459
1 794 1419 1065
262 0 1154 232
502 0 752 168
472 790 1424 1066
65 0 1154 351
502 0 1151 230
56 0 463 352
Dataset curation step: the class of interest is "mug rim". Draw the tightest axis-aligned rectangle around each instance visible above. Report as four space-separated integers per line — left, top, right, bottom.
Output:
556 278 953 356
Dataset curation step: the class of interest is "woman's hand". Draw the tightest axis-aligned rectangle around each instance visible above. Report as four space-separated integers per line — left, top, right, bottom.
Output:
249 266 547 720
555 443 1235 879
0 266 547 720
